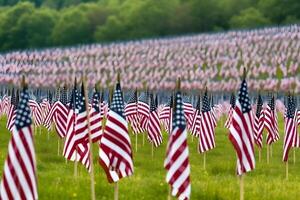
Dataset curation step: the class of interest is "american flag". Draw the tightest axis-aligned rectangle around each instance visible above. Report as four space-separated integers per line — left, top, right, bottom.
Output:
254 94 264 148
99 82 134 183
224 93 235 129
183 97 194 132
190 96 201 137
147 93 163 147
73 82 90 171
159 96 173 134
0 86 38 200
43 101 68 138
89 89 102 143
297 108 300 126
63 84 79 162
124 90 141 134
283 94 298 162
6 89 18 132
198 90 216 153
264 95 279 145
164 90 191 200
228 78 255 175
28 99 43 127
138 92 150 132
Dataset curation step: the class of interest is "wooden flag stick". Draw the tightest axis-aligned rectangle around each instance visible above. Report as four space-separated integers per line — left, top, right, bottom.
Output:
47 130 50 140
203 152 206 170
57 139 60 156
114 182 119 200
39 127 41 135
151 143 154 159
286 161 289 180
270 144 273 158
167 185 172 200
74 150 78 177
83 78 96 200
239 175 244 200
135 133 138 152
293 149 296 164
143 133 145 146
267 145 270 164
259 149 261 162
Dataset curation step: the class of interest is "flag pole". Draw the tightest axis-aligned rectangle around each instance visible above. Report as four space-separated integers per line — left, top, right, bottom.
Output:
135 133 138 152
151 143 154 159
57 139 60 156
286 161 289 180
113 182 119 200
203 152 206 170
83 76 96 200
259 148 261 162
270 144 273 158
239 175 244 200
293 149 296 164
167 185 172 200
267 145 269 164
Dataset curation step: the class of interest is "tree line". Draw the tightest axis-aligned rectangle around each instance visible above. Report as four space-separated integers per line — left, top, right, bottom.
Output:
0 0 299 52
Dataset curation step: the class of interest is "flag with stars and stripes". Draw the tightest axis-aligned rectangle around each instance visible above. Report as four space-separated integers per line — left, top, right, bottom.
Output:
264 95 279 145
73 82 90 171
283 94 298 161
164 90 191 200
6 89 18 132
137 92 150 133
198 90 216 153
89 89 102 143
224 93 236 129
63 84 80 163
159 95 173 134
147 93 163 147
228 79 255 175
0 86 38 200
99 82 134 183
190 96 201 137
254 94 264 149
124 90 141 134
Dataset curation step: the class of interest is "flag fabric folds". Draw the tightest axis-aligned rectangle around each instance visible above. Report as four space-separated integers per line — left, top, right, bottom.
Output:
99 82 134 183
164 90 191 200
0 86 38 200
228 78 255 175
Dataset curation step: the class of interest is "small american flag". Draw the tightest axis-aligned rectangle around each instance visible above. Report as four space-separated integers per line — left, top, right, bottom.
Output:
0 86 38 199
283 94 298 162
254 94 264 148
164 90 191 200
228 78 255 175
147 93 162 147
198 90 216 153
224 93 235 129
99 82 134 183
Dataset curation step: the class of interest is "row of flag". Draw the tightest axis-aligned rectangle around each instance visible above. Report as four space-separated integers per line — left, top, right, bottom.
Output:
0 25 300 91
0 76 299 199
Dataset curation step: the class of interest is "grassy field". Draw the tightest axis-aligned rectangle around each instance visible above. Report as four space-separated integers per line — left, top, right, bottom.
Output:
0 115 300 200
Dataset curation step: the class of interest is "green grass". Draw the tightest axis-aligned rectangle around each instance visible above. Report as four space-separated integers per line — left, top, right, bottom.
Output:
0 115 300 200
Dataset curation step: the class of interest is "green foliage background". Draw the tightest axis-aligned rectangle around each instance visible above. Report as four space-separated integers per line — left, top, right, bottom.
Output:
0 0 300 52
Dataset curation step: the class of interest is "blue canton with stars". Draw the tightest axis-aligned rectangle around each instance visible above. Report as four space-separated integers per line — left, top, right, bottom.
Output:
196 96 201 112
127 90 137 104
238 80 251 113
286 94 295 119
76 83 86 113
138 91 149 104
230 93 236 108
172 91 186 130
110 83 125 118
15 87 32 130
268 95 275 111
69 85 78 110
150 93 157 112
92 90 100 112
202 91 211 113
256 94 263 118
